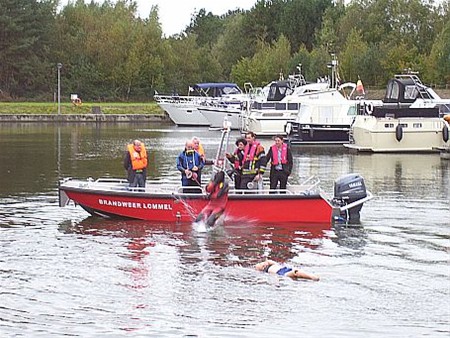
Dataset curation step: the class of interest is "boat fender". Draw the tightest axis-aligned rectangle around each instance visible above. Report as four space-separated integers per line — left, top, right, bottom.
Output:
396 124 403 142
365 102 374 115
443 124 449 143
285 122 292 135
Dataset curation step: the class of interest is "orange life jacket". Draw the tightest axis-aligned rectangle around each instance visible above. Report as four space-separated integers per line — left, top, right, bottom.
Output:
127 143 148 170
271 144 288 165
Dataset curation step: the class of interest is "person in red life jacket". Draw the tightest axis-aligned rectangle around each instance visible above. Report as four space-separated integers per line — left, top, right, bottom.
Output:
195 171 229 227
239 131 266 190
176 140 205 193
265 134 293 193
225 137 247 189
123 139 148 188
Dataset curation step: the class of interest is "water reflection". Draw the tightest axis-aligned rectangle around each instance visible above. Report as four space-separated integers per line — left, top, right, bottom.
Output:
331 224 368 255
58 217 331 268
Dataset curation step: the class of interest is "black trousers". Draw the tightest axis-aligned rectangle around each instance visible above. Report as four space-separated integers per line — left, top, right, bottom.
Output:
269 170 288 191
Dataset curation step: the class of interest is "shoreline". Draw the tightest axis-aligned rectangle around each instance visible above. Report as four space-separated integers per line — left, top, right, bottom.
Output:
0 114 170 123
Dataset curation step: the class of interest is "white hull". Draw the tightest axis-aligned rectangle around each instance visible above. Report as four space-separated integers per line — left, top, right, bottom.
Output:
197 106 241 129
241 88 353 137
242 113 297 136
345 116 448 152
158 102 210 126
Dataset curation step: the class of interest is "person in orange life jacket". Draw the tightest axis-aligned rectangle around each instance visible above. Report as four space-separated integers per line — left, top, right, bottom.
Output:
176 140 205 193
225 137 247 189
193 136 215 165
239 131 266 190
195 171 229 227
265 134 293 192
123 139 148 188
192 136 206 161
255 259 320 281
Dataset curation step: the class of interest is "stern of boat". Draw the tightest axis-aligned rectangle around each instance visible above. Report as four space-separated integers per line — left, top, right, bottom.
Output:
331 173 373 224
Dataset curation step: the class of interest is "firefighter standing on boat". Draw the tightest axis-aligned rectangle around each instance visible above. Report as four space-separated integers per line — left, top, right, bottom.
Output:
123 140 148 188
240 131 266 190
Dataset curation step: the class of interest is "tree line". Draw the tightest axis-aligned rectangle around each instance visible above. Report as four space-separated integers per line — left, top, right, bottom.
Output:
0 0 448 101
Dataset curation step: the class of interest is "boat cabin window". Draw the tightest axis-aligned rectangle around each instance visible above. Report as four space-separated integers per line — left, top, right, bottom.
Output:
384 123 394 128
222 86 242 96
400 123 408 128
347 105 357 116
413 123 422 128
386 82 400 100
404 86 418 100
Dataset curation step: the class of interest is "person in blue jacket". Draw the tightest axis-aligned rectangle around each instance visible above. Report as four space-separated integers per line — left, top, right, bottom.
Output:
176 140 205 193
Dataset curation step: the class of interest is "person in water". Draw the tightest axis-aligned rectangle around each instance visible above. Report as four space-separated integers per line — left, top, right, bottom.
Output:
195 171 229 227
255 259 320 281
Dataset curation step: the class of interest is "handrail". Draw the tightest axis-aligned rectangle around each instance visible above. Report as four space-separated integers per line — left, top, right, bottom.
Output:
339 191 373 211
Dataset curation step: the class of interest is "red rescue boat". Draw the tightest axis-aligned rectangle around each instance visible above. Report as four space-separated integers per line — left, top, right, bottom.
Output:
59 174 371 225
59 125 372 225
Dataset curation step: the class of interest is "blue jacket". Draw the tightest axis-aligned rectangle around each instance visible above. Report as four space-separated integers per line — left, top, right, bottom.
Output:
176 150 205 185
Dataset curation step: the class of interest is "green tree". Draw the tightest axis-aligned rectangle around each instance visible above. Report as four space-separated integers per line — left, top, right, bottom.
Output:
185 9 225 48
0 0 58 98
231 35 292 87
276 0 332 52
425 19 450 84
339 28 369 83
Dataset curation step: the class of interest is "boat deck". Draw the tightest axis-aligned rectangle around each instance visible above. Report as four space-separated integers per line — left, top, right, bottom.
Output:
59 176 324 199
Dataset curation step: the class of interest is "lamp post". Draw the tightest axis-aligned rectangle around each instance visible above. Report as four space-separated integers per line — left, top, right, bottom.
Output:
57 63 62 115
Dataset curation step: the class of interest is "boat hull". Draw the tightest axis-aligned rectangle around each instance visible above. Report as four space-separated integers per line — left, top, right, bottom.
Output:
287 122 350 144
157 102 211 126
197 106 241 129
60 181 333 224
346 116 448 152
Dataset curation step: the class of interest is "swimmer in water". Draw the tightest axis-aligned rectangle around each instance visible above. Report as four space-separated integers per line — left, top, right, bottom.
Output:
255 259 319 281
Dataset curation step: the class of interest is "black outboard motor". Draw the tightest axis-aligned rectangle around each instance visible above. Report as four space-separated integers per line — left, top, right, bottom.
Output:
332 173 368 223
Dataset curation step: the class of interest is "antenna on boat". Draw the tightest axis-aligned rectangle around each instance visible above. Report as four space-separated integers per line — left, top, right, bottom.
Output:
213 118 232 173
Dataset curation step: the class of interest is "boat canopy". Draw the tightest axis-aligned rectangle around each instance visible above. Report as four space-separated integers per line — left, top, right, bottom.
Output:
383 75 434 104
267 80 296 101
193 83 242 97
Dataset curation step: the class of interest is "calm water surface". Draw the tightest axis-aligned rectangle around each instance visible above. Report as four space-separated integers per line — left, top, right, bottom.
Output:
0 122 449 337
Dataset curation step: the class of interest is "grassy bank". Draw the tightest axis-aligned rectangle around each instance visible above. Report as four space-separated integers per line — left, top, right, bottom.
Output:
0 102 165 115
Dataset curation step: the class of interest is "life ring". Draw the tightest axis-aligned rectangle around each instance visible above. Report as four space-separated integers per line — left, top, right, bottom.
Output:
73 98 82 106
396 124 403 142
365 102 374 115
443 124 449 143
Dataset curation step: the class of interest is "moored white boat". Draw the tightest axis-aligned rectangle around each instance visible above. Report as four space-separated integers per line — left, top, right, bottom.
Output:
285 83 380 144
345 73 450 152
240 82 332 136
154 83 243 126
198 73 308 130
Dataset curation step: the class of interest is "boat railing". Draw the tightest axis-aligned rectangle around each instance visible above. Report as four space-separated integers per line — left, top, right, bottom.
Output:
228 188 294 195
154 95 219 105
297 175 321 192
